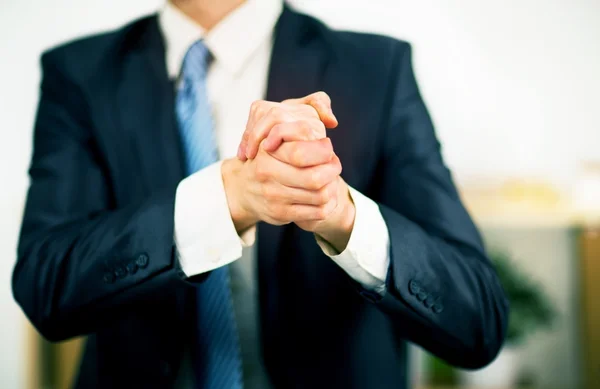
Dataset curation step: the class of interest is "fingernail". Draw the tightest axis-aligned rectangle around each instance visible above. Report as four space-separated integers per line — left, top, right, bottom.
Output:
237 145 244 159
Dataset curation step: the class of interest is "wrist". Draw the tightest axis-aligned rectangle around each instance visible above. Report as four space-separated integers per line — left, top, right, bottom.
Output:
221 158 258 233
315 178 356 252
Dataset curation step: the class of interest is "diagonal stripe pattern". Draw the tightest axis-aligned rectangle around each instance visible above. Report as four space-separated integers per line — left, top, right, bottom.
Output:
175 40 243 389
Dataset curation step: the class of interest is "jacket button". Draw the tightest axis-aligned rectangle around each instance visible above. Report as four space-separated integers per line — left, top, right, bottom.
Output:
416 291 427 302
114 266 127 279
126 261 138 275
408 280 421 295
103 272 115 284
432 303 444 313
136 253 149 268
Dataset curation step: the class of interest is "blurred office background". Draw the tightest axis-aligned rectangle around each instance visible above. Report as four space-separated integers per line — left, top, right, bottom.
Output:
1 0 599 388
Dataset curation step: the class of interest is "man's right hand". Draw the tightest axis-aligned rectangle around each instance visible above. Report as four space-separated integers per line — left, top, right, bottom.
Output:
222 138 341 232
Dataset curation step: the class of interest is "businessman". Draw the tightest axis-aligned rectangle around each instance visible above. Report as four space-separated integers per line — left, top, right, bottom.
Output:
13 0 509 388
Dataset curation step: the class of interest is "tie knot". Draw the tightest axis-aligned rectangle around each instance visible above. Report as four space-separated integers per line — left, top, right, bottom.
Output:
181 40 211 84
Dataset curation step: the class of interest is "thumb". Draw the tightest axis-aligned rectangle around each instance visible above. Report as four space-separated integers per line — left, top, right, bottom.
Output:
283 91 338 129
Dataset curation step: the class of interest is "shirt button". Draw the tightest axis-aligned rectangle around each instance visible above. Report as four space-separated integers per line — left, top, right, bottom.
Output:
135 253 149 268
416 291 428 302
432 303 444 314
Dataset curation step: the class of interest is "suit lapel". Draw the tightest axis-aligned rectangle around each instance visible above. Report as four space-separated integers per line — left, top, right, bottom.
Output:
114 15 186 193
258 6 330 270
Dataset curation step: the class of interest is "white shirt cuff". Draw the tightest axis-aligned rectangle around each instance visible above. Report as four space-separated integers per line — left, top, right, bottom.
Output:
174 161 256 277
315 186 390 294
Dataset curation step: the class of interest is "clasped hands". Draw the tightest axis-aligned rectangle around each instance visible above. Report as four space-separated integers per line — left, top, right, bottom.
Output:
222 92 355 252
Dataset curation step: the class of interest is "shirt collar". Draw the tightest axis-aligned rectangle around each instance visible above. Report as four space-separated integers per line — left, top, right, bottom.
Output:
159 0 283 78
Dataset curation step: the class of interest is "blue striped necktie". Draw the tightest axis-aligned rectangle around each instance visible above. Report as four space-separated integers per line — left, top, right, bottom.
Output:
175 40 243 389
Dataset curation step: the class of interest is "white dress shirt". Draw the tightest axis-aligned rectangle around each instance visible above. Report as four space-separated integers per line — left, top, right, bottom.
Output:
160 0 391 386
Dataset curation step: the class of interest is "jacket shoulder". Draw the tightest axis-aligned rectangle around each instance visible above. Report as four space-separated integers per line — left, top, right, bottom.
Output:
334 29 410 57
39 15 156 82
296 10 411 78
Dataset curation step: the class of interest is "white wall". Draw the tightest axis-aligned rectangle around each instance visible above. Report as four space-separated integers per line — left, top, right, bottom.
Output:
0 0 598 387
291 0 600 189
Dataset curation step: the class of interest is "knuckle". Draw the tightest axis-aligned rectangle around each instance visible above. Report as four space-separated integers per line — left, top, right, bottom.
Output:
270 122 281 133
315 91 330 103
241 130 250 142
291 145 305 165
255 170 266 182
315 206 328 221
309 170 323 190
250 100 262 114
295 121 312 139
254 162 269 181
328 155 342 175
302 120 315 133
317 187 330 204
249 130 261 144
319 137 333 156
311 120 326 138
332 164 342 177
267 106 284 121
271 123 284 138
334 158 343 175
320 201 336 220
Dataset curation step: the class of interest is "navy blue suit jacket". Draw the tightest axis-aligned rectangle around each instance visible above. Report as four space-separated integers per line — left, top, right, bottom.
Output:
13 6 509 389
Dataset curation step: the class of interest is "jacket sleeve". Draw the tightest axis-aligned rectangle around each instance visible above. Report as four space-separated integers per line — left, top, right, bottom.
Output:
12 51 188 342
368 43 509 369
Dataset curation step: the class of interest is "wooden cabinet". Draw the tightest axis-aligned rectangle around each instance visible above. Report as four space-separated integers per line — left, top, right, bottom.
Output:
580 228 600 389
26 323 83 389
